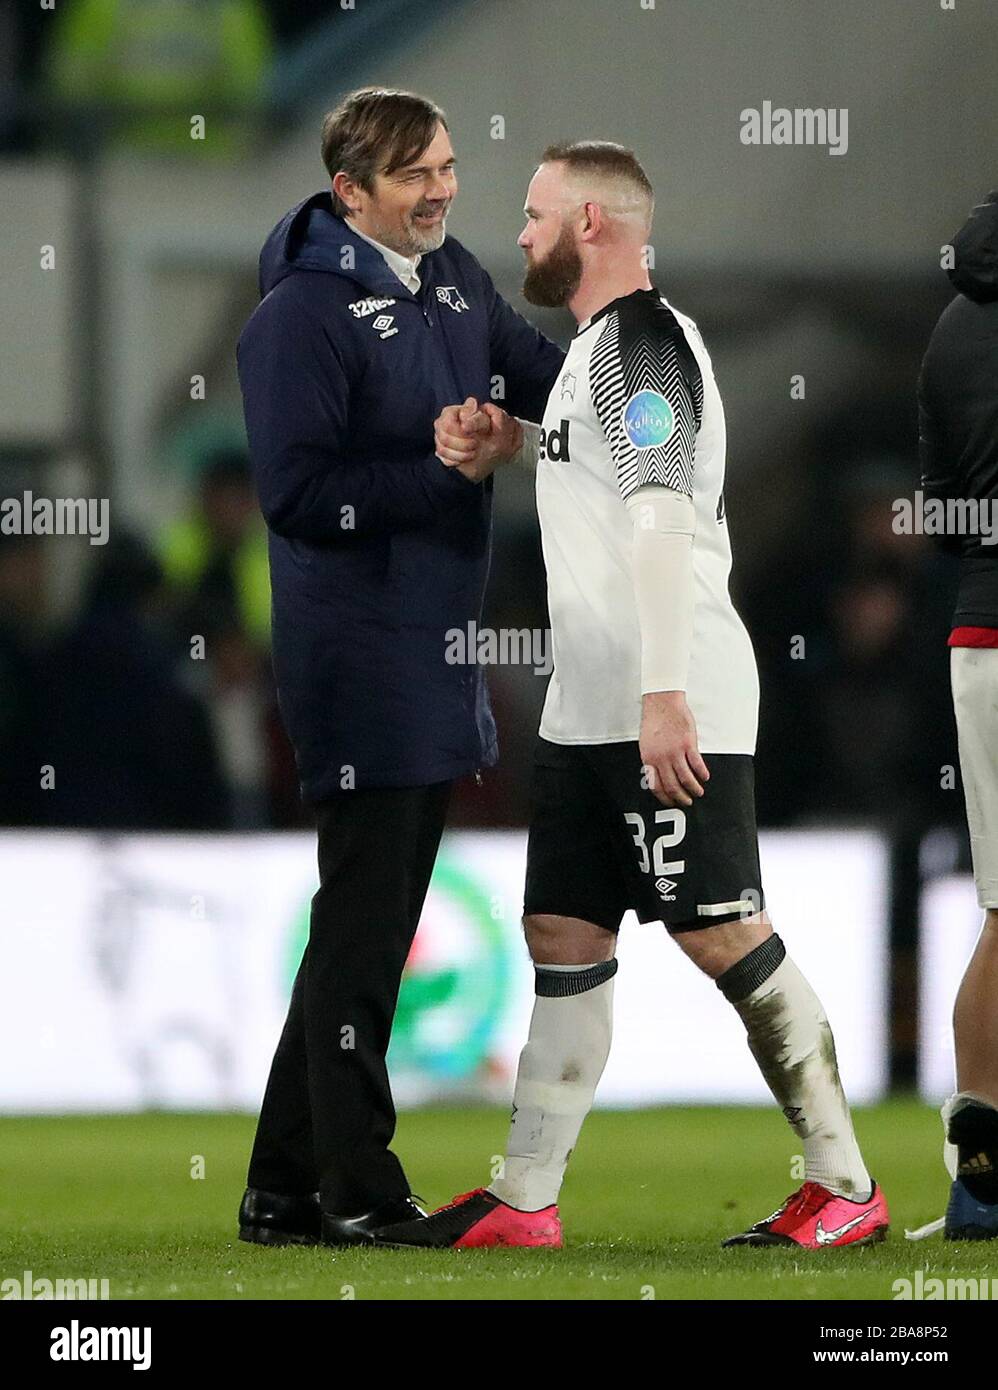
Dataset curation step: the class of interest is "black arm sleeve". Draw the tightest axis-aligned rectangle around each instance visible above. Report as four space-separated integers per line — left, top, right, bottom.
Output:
918 351 964 556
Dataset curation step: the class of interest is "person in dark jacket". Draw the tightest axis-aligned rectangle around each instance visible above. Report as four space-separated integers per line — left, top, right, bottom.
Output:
235 87 564 1245
918 190 998 1239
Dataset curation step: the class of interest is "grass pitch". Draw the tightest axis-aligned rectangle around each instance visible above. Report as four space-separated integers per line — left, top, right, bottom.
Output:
3 1100 997 1300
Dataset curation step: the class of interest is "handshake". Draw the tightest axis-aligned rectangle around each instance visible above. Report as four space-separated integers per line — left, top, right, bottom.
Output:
434 398 523 483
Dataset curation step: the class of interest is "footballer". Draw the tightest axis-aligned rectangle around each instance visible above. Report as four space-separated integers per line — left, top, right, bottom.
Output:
376 142 890 1251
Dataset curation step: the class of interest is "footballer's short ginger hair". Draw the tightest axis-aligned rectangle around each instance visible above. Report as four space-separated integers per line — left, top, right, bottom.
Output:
541 141 654 232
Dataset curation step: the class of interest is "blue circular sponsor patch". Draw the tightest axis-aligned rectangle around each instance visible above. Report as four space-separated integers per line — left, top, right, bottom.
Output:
623 390 675 449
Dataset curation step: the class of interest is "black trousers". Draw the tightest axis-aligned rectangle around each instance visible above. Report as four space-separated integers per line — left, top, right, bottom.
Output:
247 780 452 1212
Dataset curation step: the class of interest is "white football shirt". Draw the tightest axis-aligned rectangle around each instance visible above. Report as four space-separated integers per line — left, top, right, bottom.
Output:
535 287 759 753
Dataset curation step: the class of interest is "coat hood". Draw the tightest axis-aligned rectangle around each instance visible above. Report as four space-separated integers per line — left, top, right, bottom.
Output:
257 191 418 300
948 190 998 303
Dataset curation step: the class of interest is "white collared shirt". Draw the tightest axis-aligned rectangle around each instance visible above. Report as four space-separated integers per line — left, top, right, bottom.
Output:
349 222 422 294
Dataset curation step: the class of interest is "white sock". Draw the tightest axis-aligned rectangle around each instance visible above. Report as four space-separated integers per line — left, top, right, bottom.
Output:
719 935 872 1201
489 960 616 1211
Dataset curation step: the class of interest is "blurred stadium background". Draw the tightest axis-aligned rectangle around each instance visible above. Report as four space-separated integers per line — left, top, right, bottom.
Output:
2 0 997 1135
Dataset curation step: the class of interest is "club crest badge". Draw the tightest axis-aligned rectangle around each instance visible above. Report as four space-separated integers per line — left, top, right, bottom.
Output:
436 286 470 313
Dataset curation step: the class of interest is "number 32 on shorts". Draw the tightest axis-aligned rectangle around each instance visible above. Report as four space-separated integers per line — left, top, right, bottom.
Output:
623 809 687 877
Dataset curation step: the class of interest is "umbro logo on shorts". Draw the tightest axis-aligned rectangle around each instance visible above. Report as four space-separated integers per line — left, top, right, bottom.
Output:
655 876 677 901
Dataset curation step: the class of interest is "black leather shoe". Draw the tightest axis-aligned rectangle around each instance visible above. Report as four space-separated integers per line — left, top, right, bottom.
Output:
238 1187 322 1246
322 1195 427 1247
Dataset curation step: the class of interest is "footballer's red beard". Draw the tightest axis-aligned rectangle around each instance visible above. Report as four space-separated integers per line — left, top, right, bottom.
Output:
522 224 584 307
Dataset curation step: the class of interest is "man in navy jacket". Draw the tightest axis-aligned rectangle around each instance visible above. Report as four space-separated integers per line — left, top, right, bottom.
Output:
235 87 563 1245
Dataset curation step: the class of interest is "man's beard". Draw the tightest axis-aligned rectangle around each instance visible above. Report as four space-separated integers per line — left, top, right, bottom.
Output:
522 226 583 307
402 202 450 254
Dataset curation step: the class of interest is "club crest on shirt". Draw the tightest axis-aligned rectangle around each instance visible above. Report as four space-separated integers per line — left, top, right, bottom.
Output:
436 286 470 313
622 390 675 450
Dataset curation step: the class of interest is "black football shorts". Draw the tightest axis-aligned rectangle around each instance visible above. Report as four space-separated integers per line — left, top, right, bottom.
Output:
523 736 765 933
